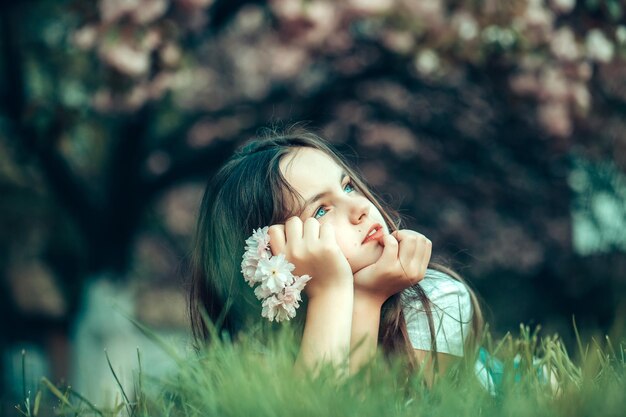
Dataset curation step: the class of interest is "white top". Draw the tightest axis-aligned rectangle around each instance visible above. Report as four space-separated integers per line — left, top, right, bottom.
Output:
401 268 473 357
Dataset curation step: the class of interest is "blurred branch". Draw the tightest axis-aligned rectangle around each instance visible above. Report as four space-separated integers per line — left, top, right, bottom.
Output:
143 133 242 198
0 4 24 121
592 73 626 118
91 107 153 271
0 4 100 241
208 0 267 33
142 60 396 199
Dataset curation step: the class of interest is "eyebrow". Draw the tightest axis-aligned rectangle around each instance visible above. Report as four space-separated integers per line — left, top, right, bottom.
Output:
302 171 348 212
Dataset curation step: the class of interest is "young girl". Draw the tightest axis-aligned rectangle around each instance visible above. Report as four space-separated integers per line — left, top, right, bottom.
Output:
189 129 483 379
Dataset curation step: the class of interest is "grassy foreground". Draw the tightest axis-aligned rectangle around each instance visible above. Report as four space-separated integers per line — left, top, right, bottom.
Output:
17 324 626 417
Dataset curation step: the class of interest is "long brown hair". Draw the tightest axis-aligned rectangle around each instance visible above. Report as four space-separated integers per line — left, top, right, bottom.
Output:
189 127 483 366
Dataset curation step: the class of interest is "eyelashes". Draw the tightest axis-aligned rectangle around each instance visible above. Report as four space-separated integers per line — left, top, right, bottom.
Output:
313 181 356 219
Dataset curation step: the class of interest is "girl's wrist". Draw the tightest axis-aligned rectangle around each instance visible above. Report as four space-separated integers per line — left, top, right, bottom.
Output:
353 288 386 311
307 274 354 300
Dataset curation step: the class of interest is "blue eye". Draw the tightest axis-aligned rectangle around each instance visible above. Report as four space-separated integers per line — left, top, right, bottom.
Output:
313 207 327 219
313 182 355 219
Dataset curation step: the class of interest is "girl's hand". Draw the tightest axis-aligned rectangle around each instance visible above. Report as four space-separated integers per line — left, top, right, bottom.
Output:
268 217 353 298
353 229 432 306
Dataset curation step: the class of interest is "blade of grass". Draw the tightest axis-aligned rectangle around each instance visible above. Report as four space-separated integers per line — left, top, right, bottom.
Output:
67 388 106 417
33 390 41 417
573 316 587 362
123 314 183 364
40 377 73 408
104 349 133 417
21 349 27 408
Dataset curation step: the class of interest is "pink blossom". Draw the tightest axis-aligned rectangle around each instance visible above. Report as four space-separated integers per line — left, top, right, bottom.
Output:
176 0 213 9
254 284 273 300
262 295 294 322
132 0 169 24
99 0 140 23
414 49 440 75
538 101 572 137
99 42 150 77
291 274 311 291
261 287 301 322
244 227 270 256
550 0 575 14
72 26 98 50
576 62 593 81
399 0 444 29
571 83 591 114
124 83 150 110
241 226 310 322
515 0 554 44
240 254 260 286
381 30 415 55
256 254 294 293
550 27 580 61
267 43 308 79
141 29 162 52
586 29 614 63
299 1 338 47
148 72 174 99
269 0 303 20
451 10 478 41
347 0 394 16
361 123 419 157
539 68 569 102
510 73 540 96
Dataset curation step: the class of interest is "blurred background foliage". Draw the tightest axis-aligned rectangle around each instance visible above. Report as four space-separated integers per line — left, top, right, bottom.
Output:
1 0 626 411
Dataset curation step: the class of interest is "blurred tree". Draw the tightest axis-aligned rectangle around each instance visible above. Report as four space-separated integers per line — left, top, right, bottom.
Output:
1 0 626 398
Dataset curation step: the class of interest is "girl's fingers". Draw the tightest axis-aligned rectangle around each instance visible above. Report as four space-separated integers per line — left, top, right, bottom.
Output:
397 235 418 278
420 238 432 276
268 224 286 256
376 234 399 267
284 216 303 245
392 229 422 242
393 230 430 283
303 218 320 244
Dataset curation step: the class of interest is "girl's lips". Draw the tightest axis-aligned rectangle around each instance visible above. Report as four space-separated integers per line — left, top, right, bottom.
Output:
362 228 384 244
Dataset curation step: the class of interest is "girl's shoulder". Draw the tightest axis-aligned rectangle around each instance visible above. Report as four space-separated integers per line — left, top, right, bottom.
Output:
401 268 473 356
409 268 472 309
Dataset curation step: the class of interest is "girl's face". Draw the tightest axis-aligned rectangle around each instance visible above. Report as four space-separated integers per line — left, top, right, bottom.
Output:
279 147 389 274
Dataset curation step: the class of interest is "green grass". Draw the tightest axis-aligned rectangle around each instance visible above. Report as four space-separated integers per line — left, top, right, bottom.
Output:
17 323 626 417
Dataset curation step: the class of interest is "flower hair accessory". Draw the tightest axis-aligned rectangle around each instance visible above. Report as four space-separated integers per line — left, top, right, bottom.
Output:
240 227 311 322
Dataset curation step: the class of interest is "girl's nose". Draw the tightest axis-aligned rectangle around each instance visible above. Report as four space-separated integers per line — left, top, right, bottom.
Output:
349 196 370 224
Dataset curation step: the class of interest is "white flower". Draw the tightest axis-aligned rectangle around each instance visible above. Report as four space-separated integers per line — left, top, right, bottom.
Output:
290 274 312 291
261 295 282 321
244 226 270 259
254 283 273 300
586 29 614 63
241 226 310 322
99 42 150 77
72 25 98 50
256 254 294 293
551 27 579 61
452 11 478 41
261 291 297 322
550 0 575 14
241 226 272 286
616 26 626 45
347 0 393 15
261 275 311 320
241 253 260 286
414 49 439 75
